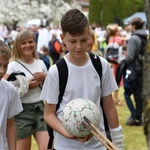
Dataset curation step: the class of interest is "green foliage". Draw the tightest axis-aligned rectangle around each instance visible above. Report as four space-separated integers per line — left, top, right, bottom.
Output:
89 0 144 26
89 0 101 25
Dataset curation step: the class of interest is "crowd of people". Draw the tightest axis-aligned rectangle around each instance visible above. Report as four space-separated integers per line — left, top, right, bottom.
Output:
0 8 148 150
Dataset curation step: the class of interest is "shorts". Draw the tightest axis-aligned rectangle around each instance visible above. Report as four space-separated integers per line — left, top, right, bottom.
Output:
14 101 47 139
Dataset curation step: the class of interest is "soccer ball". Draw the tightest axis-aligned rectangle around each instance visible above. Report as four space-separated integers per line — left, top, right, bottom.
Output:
62 98 100 138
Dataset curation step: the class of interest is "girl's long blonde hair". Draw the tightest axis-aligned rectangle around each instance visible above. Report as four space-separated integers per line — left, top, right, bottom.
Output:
11 30 38 60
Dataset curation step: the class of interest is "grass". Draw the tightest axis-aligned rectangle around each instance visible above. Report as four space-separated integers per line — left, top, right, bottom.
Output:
31 87 148 150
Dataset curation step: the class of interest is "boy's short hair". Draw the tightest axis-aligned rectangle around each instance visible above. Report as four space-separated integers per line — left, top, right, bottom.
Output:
130 17 144 30
61 9 89 36
0 40 11 60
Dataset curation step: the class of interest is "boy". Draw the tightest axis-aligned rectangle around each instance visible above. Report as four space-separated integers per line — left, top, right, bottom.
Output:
41 9 124 150
0 40 23 150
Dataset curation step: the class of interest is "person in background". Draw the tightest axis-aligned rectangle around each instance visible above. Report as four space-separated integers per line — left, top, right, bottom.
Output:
106 23 126 106
3 30 49 150
124 17 147 126
37 45 50 70
48 33 61 64
87 28 96 53
0 40 23 150
41 9 124 150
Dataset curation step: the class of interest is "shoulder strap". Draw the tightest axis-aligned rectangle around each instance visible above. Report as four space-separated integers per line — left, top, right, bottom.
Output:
16 60 34 78
47 58 68 149
89 53 102 80
89 52 111 141
15 60 42 89
132 34 147 56
56 57 68 110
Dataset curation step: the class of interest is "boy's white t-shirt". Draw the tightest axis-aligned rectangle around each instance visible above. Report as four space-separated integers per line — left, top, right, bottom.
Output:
40 55 118 150
6 59 47 103
0 79 23 150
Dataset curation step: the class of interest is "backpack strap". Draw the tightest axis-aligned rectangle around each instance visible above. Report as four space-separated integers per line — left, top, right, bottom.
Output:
47 58 68 149
131 34 147 57
89 53 102 80
89 52 111 141
56 58 68 110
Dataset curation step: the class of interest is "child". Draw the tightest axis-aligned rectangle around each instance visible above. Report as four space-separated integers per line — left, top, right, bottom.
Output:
41 9 124 150
38 45 50 70
0 40 23 150
106 23 125 106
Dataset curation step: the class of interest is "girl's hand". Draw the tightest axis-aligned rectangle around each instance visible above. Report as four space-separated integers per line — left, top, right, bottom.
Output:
33 72 45 82
29 78 39 89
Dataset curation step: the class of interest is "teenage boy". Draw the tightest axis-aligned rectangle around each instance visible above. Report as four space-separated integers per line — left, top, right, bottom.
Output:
41 9 124 150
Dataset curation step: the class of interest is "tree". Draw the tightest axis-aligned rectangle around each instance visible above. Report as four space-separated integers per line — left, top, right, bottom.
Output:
143 0 150 148
0 0 80 27
89 0 101 25
88 0 144 26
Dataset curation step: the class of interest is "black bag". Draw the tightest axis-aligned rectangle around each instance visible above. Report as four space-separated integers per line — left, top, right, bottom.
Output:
105 42 124 64
106 46 119 64
7 72 25 81
125 63 137 82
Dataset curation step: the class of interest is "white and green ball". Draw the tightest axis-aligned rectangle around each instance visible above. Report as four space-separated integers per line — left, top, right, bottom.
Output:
62 98 100 138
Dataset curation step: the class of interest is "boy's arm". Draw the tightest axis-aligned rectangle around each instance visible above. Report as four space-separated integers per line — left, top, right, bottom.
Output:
44 102 73 138
102 94 119 128
7 117 16 150
44 102 91 143
102 94 124 150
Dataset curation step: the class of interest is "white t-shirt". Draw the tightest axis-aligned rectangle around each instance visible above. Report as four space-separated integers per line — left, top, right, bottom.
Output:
6 59 47 103
40 55 118 150
0 79 23 150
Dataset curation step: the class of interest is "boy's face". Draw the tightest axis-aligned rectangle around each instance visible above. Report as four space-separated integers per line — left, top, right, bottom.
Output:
129 24 135 33
0 55 9 80
61 27 90 58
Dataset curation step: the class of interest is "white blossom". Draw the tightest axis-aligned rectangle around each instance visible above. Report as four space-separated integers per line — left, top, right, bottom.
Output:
0 0 81 26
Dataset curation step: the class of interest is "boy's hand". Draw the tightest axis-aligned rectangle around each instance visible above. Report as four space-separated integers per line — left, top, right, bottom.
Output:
67 133 93 142
73 134 93 142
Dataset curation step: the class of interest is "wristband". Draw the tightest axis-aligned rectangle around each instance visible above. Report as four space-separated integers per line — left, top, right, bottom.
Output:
110 126 124 150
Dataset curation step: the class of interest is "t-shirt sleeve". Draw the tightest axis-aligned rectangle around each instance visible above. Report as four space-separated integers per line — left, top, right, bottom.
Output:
40 65 59 104
7 85 23 118
6 61 17 75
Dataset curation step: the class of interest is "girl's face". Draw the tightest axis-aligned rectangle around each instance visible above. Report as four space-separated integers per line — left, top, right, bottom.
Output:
0 55 9 80
20 36 35 57
87 34 95 52
61 26 90 59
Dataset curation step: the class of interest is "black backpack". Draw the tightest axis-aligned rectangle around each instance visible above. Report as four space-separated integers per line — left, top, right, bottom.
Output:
47 52 111 149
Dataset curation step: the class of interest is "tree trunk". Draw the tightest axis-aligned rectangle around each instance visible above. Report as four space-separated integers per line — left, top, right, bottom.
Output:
143 0 150 148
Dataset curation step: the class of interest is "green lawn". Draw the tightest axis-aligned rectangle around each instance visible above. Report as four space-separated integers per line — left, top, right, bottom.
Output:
31 87 148 150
